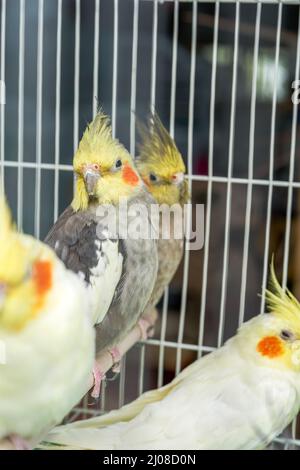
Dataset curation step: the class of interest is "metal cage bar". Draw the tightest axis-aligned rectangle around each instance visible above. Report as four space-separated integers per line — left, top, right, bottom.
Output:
175 0 197 375
34 0 44 240
0 0 5 192
73 0 80 153
157 0 179 388
93 0 100 119
282 5 300 289
238 2 261 325
17 0 25 230
111 0 119 138
260 1 282 315
53 0 62 223
218 1 240 346
198 1 220 357
130 0 139 156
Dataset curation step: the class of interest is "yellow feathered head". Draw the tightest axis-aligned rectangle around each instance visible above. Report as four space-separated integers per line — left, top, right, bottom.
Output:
265 261 300 334
0 197 52 331
72 110 141 211
237 261 300 372
136 112 189 206
0 197 31 286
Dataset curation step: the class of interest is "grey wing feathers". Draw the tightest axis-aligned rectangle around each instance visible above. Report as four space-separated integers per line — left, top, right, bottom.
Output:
45 206 107 283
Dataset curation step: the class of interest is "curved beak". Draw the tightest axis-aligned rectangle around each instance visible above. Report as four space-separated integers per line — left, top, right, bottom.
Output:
172 172 185 186
83 165 100 196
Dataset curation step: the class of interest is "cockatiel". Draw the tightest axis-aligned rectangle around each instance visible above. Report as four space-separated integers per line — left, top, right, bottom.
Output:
45 111 158 395
0 196 95 449
136 113 189 312
40 266 300 450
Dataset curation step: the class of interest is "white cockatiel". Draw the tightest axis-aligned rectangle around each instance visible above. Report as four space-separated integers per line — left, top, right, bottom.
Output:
40 266 300 450
0 197 95 449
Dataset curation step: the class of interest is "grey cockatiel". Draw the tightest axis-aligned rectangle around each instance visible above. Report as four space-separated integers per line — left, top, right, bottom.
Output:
45 112 158 396
136 113 190 314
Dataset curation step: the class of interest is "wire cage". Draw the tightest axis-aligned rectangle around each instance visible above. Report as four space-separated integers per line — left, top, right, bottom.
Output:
1 0 300 450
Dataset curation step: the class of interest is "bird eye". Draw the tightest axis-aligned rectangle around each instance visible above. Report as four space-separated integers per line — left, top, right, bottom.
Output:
280 330 294 341
149 173 158 183
115 159 122 169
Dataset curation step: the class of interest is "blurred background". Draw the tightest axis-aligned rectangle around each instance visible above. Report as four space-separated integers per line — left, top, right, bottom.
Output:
1 0 300 447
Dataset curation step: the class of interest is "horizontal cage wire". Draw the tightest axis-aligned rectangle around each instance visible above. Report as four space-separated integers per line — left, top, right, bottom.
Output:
1 0 300 450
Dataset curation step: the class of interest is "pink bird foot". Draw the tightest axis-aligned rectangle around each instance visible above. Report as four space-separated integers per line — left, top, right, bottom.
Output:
9 434 31 450
146 323 155 338
138 318 152 341
91 362 105 399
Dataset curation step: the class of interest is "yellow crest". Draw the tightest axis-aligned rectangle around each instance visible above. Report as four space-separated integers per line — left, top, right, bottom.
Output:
0 194 13 240
74 109 130 171
0 196 31 286
75 110 112 157
137 112 186 174
265 260 300 325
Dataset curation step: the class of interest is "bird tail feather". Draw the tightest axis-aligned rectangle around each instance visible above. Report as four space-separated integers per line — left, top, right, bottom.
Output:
37 375 182 449
37 352 203 450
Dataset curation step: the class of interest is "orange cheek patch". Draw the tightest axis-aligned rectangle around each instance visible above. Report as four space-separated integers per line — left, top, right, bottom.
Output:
33 260 53 296
256 336 284 359
122 164 139 186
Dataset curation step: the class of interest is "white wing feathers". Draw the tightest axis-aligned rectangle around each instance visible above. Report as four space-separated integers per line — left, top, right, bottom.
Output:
88 239 123 326
42 343 299 450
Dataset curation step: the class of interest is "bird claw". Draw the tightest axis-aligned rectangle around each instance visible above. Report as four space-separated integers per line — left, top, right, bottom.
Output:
108 346 121 374
106 368 120 382
146 324 155 338
108 346 121 365
91 362 105 399
112 361 121 374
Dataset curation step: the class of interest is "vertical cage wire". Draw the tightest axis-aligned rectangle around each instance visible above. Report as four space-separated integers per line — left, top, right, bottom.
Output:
150 0 158 113
73 0 80 154
156 0 179 387
198 1 220 357
130 0 139 157
111 0 118 139
0 0 5 192
34 0 44 240
117 357 125 408
282 5 300 289
17 0 25 230
175 0 197 375
260 1 282 315
218 1 240 347
53 0 62 223
137 0 159 395
93 0 100 119
238 2 261 326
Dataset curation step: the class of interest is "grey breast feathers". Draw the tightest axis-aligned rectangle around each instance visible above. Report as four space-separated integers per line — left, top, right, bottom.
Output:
95 190 159 353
